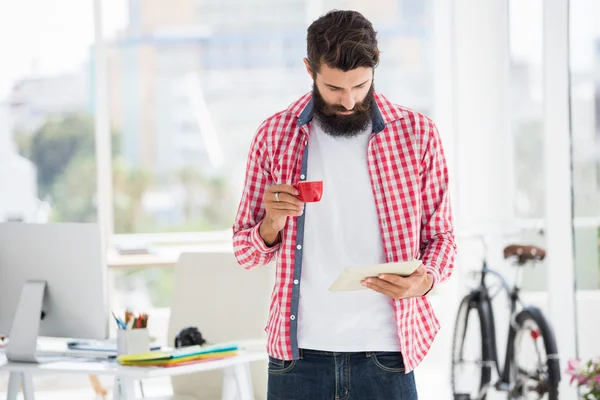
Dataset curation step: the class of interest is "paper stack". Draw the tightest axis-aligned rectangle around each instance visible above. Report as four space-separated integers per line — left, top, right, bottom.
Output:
117 343 239 367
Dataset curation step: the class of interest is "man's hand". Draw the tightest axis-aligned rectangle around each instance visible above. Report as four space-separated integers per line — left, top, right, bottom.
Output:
361 264 433 299
259 184 305 246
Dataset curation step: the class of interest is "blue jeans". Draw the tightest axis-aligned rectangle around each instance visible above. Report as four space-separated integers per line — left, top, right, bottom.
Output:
267 349 418 400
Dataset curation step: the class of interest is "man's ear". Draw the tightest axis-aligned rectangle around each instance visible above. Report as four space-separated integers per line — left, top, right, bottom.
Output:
303 58 314 78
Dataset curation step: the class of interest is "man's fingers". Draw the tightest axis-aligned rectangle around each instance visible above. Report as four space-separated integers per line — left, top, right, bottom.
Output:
365 277 400 293
363 265 428 299
267 184 299 196
379 265 426 287
271 202 302 210
362 279 398 298
270 208 303 218
271 203 304 214
268 192 304 208
378 274 409 287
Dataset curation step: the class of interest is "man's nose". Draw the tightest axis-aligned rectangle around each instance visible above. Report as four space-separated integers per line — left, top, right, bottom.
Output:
340 93 355 111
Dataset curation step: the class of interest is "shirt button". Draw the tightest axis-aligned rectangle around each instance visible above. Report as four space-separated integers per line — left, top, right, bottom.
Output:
300 174 306 180
290 315 296 320
382 221 387 227
294 279 299 284
296 244 302 250
388 253 393 260
374 184 380 190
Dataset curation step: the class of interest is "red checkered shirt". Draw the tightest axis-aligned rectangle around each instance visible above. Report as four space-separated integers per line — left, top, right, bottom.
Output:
232 91 456 373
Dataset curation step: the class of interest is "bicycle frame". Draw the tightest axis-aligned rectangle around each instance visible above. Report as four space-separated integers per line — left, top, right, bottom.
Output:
473 259 524 389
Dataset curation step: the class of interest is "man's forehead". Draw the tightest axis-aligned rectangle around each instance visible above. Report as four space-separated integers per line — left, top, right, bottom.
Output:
317 65 373 87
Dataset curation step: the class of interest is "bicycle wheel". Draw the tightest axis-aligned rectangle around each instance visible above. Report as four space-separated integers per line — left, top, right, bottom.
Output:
451 293 493 400
507 307 560 400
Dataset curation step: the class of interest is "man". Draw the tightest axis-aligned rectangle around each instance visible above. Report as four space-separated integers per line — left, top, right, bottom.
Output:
232 9 456 400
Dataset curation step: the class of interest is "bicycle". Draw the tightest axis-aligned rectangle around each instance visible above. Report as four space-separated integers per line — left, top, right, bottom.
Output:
451 237 561 400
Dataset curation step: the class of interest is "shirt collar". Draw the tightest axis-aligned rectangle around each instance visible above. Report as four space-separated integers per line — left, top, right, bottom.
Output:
292 91 403 134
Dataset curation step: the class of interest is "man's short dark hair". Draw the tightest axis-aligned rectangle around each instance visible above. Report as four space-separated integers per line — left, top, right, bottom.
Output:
306 10 380 74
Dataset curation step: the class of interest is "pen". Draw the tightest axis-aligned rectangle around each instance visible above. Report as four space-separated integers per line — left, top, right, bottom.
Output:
111 311 126 330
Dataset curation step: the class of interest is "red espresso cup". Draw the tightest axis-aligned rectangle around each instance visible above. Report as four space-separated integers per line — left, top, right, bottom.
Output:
296 181 323 203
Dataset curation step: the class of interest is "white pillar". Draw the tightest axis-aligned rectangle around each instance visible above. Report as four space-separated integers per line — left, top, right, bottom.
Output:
432 0 456 191
93 0 114 238
453 0 514 234
424 0 458 385
543 0 578 398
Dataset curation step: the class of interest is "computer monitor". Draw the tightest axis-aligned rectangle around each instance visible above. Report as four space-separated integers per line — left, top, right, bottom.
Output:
0 222 109 362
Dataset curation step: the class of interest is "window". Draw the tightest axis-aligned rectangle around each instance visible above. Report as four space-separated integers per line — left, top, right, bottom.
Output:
570 0 600 290
509 0 544 220
509 0 547 290
509 0 600 291
0 1 103 225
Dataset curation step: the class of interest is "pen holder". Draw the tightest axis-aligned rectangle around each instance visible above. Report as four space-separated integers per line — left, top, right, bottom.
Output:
117 328 150 356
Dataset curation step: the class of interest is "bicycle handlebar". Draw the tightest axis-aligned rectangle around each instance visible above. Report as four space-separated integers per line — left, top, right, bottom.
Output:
457 225 545 262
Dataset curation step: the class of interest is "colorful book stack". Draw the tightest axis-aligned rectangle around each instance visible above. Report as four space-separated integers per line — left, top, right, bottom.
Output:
117 343 239 367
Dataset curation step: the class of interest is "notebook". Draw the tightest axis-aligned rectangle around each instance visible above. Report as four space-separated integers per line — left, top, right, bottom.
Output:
118 350 239 366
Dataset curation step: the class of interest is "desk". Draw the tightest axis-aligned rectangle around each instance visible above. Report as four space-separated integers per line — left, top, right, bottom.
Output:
0 349 267 400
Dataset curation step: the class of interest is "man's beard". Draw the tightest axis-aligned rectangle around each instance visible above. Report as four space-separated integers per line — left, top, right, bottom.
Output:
312 82 374 138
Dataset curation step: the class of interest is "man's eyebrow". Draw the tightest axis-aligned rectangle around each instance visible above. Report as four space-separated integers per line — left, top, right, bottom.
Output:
323 79 370 90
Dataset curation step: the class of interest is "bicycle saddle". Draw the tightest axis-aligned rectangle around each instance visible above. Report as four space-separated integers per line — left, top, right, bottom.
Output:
503 244 546 265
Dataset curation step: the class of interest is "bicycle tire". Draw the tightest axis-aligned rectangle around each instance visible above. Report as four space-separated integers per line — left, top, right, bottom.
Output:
507 307 560 400
451 292 493 400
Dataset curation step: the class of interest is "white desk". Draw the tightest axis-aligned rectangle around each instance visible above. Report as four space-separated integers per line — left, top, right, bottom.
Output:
0 349 267 400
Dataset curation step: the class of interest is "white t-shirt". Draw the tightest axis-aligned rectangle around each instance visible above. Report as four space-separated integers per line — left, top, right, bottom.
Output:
296 120 400 352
